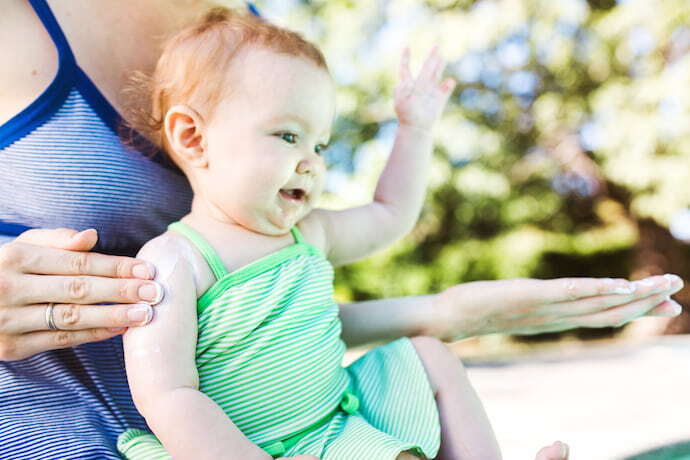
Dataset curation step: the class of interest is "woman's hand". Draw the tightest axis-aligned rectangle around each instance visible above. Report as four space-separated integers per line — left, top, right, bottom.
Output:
430 275 684 340
0 227 164 360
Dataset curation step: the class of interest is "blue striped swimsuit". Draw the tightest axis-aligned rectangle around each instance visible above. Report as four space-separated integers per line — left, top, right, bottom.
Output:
0 1 193 458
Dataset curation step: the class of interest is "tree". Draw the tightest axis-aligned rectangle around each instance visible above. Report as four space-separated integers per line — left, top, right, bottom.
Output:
261 0 690 337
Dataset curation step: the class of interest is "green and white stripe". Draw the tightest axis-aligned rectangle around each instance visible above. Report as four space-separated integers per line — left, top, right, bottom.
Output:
118 222 440 460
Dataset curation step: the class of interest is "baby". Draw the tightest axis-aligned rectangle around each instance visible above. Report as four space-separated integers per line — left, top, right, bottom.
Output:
117 8 568 460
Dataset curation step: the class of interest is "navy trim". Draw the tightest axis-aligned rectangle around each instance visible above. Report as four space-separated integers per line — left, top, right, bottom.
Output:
0 222 33 237
0 0 184 174
0 62 74 150
74 68 119 135
247 2 262 17
72 68 181 171
0 0 78 149
1 1 263 164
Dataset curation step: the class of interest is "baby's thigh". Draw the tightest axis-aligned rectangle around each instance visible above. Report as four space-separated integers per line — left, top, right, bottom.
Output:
409 336 468 392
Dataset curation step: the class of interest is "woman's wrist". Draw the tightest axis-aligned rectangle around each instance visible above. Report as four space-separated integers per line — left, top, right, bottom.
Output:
429 283 495 341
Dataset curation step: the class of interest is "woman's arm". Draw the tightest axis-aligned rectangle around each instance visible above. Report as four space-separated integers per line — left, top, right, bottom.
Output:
338 275 683 348
123 234 270 460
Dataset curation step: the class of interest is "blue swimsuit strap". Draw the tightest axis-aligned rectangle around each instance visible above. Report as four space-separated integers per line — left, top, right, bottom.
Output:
26 0 180 171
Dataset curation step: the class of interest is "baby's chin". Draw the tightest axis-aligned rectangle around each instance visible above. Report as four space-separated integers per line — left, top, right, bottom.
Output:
242 212 307 237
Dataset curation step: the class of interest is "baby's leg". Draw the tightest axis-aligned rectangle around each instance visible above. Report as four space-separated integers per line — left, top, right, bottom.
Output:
410 337 569 460
410 336 502 460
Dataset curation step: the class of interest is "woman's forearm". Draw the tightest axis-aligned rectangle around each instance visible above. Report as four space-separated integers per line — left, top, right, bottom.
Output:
338 293 451 348
339 277 684 348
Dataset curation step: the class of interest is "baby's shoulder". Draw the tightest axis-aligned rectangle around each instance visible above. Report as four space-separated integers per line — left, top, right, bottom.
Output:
297 213 328 253
138 232 216 299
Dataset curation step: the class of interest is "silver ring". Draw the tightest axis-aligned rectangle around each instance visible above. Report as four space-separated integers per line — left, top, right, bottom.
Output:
45 303 59 331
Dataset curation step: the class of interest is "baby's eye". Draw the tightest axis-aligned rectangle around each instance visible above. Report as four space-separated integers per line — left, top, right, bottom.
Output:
276 132 297 144
315 144 328 155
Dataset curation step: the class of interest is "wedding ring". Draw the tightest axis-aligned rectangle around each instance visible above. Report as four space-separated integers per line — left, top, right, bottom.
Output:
45 303 59 331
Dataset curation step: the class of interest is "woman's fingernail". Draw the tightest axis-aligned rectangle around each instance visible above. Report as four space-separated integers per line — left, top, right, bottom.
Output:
138 283 164 304
664 274 681 287
671 302 683 316
128 304 153 325
72 228 95 240
132 263 155 280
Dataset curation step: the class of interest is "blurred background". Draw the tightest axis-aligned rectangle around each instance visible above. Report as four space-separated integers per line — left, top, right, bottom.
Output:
252 0 690 344
248 0 690 458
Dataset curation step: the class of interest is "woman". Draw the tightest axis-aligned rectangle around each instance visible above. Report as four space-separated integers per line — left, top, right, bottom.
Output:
0 1 682 458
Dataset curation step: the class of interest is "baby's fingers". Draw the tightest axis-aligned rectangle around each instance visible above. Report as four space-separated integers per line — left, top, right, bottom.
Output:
399 47 413 83
417 46 443 84
441 77 456 93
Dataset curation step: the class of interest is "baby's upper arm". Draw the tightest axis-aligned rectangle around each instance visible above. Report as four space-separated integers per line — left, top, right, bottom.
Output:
301 203 399 267
122 233 200 414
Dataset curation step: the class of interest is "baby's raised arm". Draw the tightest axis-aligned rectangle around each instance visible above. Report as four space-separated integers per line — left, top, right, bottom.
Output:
306 47 455 266
121 235 271 460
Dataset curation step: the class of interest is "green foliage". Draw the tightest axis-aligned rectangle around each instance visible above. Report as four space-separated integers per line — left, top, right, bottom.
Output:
260 1 690 310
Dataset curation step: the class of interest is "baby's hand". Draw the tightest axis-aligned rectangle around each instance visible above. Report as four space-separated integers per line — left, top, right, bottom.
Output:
394 46 456 132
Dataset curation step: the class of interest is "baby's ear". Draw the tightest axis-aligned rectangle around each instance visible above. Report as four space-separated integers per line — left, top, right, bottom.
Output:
164 105 208 168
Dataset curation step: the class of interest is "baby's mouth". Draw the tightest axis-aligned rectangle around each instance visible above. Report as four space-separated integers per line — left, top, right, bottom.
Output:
280 188 306 202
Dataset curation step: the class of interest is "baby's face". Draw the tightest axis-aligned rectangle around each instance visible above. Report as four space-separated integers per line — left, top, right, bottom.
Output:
202 48 335 235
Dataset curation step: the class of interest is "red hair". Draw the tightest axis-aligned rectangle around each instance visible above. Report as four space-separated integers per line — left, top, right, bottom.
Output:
125 7 328 155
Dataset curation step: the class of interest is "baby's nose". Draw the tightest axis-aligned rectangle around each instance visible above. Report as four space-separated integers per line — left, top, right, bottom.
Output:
296 160 313 175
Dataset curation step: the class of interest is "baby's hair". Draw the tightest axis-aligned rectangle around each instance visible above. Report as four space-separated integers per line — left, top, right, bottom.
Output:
123 6 328 157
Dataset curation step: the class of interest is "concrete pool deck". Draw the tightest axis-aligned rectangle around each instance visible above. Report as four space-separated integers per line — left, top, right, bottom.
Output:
344 334 690 459
459 335 690 459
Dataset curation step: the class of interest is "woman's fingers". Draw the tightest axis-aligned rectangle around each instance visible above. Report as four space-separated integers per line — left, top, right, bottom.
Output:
1 328 126 361
3 241 155 279
543 275 682 317
646 298 683 316
538 275 682 304
15 274 163 306
537 277 634 303
0 227 164 359
3 303 154 334
574 292 671 328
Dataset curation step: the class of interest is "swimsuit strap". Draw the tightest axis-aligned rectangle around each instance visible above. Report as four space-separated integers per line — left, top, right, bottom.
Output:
168 222 306 282
289 226 305 245
28 0 78 66
167 222 229 281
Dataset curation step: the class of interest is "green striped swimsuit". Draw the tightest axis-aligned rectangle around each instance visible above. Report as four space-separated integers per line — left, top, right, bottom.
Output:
118 221 440 459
